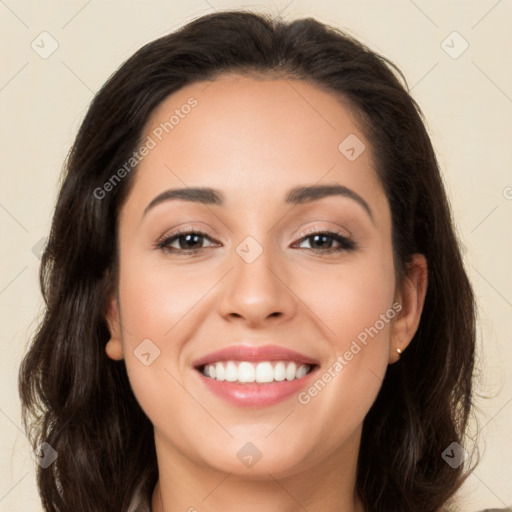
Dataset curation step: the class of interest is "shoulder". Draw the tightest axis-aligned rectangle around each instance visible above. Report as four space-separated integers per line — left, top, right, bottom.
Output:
476 509 512 511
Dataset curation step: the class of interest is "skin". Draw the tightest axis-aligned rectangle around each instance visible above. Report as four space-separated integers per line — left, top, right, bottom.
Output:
105 74 427 512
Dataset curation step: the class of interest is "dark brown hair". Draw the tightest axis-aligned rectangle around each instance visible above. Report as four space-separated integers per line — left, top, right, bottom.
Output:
19 10 477 511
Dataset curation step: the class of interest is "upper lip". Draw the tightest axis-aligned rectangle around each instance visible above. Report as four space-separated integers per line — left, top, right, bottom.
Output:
192 344 319 368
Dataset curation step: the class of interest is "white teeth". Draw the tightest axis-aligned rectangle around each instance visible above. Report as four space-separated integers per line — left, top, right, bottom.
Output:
285 361 297 381
238 362 255 382
201 361 312 383
225 361 238 382
255 362 274 383
296 364 309 378
215 362 225 381
273 361 286 381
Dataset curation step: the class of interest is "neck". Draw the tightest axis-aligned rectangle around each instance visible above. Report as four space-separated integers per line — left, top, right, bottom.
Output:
150 428 364 512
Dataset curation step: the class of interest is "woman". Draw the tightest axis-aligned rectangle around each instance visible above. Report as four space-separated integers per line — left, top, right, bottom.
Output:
19 10 481 512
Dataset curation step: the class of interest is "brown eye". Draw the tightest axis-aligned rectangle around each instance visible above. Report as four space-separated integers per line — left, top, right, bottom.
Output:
156 230 218 253
293 231 356 253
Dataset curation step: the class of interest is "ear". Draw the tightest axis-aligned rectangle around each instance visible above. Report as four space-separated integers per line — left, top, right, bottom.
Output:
390 253 428 364
104 293 124 361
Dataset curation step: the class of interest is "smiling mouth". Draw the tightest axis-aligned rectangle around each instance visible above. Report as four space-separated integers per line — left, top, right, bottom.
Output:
197 360 317 384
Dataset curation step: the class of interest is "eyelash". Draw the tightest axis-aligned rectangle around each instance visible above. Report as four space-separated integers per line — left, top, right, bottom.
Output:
155 227 356 255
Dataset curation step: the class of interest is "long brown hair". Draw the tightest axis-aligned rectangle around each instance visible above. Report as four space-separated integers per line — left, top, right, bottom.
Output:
19 10 477 511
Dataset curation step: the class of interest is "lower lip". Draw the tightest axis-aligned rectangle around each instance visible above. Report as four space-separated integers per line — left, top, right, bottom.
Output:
195 367 318 407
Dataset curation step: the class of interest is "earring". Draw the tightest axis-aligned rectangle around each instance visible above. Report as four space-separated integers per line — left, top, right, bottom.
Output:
396 347 402 357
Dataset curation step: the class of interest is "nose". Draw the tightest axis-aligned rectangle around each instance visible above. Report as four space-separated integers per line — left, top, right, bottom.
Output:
218 238 297 328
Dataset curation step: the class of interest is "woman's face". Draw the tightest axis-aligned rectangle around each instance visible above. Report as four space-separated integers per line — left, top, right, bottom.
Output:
106 75 425 481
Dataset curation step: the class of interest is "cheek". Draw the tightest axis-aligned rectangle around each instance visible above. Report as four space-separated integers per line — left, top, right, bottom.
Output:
115 243 239 422
114 256 196 415
293 253 396 433
299 251 396 351
118 253 217 343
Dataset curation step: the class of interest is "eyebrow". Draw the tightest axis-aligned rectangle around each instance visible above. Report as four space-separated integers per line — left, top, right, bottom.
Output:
143 184 374 222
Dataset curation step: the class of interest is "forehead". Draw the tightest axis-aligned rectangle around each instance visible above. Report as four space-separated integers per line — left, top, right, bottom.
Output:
123 74 387 218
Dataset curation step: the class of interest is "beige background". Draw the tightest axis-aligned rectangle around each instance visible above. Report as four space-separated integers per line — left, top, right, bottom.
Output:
1 1 511 510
